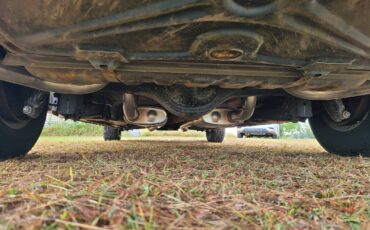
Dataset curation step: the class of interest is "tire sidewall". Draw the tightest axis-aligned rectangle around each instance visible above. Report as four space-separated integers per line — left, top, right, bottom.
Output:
0 105 47 159
309 110 370 156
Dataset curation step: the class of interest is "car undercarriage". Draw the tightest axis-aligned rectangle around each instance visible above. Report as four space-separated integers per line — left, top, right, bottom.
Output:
0 0 369 158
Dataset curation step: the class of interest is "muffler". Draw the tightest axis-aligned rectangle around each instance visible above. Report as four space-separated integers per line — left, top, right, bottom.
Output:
180 96 257 131
123 93 167 128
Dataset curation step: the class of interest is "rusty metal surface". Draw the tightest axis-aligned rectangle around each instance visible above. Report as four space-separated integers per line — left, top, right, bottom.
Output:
0 0 369 99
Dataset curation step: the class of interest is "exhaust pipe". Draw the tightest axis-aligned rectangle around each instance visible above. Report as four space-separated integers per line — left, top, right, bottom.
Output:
123 93 139 122
229 96 257 122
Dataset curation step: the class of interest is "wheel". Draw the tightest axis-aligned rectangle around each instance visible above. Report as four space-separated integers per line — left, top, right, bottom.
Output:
309 96 370 157
0 82 48 159
206 129 225 143
103 126 121 141
271 134 278 139
237 132 244 138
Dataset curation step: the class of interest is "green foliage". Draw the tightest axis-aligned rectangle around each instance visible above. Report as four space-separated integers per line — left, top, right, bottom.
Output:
342 215 361 230
140 130 204 137
42 120 204 137
280 122 315 139
42 121 102 136
280 123 299 135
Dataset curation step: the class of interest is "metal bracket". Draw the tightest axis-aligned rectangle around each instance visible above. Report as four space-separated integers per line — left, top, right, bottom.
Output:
49 93 59 112
299 59 355 77
75 48 128 71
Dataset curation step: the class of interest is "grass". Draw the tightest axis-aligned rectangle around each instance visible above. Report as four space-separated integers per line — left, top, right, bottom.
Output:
0 137 369 229
39 136 104 142
41 121 205 138
42 122 103 137
39 135 207 143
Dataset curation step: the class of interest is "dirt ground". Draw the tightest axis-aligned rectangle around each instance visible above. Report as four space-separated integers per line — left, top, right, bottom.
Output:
0 137 369 229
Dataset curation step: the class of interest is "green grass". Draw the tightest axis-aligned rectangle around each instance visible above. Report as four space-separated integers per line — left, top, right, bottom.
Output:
39 135 205 142
0 138 369 229
39 136 104 142
42 122 102 136
42 121 205 138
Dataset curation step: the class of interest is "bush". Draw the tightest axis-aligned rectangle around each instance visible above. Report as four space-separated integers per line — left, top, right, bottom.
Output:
140 130 204 137
280 122 315 139
42 121 102 136
42 120 205 137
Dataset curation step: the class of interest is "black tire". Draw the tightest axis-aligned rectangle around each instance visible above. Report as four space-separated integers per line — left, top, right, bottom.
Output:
237 132 244 138
309 97 370 157
0 82 48 159
103 126 121 141
206 129 225 143
271 134 278 139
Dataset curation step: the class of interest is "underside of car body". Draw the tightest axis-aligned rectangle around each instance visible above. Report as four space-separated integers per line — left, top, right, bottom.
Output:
0 0 370 158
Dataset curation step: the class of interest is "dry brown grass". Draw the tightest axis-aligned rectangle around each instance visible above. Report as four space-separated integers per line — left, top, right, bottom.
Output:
0 137 369 229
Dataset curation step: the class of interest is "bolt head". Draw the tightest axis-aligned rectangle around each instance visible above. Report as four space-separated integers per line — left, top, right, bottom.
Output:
342 110 351 119
23 105 33 115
